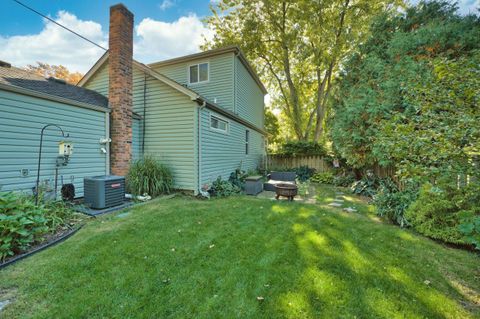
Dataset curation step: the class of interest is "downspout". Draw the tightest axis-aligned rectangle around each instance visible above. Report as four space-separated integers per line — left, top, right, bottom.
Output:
197 100 206 192
233 51 239 114
141 74 147 156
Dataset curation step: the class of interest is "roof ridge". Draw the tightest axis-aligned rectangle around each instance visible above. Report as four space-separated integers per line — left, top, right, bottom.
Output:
147 45 239 66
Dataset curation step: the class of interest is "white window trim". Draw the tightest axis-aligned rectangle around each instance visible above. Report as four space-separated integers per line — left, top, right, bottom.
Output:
209 113 229 134
188 61 210 85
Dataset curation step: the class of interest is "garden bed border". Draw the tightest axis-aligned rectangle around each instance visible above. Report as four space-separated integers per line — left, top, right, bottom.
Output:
0 225 83 270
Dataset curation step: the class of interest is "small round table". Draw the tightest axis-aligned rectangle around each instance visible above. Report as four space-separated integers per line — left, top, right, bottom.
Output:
274 183 298 201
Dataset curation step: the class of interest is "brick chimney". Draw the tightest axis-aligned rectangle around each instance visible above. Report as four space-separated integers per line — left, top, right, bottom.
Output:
109 4 133 176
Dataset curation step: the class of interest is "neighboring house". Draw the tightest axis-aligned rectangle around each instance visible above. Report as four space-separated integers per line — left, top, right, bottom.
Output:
0 62 111 196
79 6 267 193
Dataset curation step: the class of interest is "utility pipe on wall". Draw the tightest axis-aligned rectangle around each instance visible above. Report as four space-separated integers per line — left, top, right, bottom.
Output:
197 101 206 193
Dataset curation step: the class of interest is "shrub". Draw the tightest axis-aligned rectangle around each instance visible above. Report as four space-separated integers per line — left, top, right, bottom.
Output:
0 192 75 261
127 155 174 197
229 169 248 189
209 176 241 197
459 215 480 250
350 174 380 197
277 141 327 157
294 166 316 182
373 179 418 227
310 172 334 184
43 200 74 230
333 173 356 187
405 183 480 245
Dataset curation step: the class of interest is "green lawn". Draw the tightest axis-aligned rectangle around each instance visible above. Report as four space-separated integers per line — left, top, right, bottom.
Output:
0 187 479 318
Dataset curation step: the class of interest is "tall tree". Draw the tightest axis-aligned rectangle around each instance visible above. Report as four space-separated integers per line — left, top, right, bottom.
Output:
203 0 402 141
330 0 480 176
25 62 83 85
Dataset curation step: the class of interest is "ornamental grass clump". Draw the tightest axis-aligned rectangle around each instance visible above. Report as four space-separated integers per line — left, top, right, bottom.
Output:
126 155 174 197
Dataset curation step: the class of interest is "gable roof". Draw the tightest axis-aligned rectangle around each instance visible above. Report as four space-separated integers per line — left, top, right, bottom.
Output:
77 51 199 100
0 64 108 109
148 46 267 94
78 51 267 135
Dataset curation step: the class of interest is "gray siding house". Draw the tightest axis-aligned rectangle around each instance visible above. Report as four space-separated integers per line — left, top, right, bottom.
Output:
0 4 267 196
79 46 267 193
0 63 110 196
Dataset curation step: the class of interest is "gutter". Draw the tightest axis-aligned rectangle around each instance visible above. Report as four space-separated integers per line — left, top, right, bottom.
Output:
196 97 267 136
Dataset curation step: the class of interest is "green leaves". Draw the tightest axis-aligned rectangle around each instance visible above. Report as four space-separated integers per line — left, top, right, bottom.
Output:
205 0 401 140
126 155 174 197
209 176 242 197
404 182 480 246
459 213 480 250
331 1 480 179
276 141 328 156
0 192 74 261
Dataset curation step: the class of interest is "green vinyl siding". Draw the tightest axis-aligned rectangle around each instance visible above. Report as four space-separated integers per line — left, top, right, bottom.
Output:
133 71 196 191
200 108 264 185
83 61 197 191
132 118 141 161
234 58 265 127
83 62 109 97
82 51 267 192
0 89 108 197
151 53 235 112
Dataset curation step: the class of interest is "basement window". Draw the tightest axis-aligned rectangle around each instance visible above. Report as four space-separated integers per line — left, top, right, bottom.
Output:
189 62 209 84
210 115 228 133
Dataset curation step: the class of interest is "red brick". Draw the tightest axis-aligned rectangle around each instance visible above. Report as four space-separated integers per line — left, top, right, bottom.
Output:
109 4 133 176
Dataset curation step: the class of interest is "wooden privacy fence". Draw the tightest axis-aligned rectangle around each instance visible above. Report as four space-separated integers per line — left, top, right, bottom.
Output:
266 155 332 173
265 155 473 190
265 154 398 181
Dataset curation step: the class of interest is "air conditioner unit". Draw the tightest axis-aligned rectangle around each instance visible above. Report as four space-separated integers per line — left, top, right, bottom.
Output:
84 175 125 209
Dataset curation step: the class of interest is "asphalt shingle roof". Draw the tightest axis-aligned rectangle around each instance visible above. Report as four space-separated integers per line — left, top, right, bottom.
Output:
0 65 108 108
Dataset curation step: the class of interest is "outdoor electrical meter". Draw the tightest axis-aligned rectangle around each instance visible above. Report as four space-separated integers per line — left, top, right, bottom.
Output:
58 141 73 156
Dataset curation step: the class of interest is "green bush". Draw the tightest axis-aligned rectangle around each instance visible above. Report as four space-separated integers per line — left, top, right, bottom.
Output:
294 166 316 182
310 172 334 184
209 176 241 197
43 200 74 230
0 192 74 261
228 169 248 189
333 173 356 187
405 183 480 245
373 179 418 227
277 141 327 157
350 174 380 197
127 155 174 197
459 215 480 250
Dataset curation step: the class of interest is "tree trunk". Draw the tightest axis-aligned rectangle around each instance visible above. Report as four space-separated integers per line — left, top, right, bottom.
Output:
313 0 350 141
314 64 333 141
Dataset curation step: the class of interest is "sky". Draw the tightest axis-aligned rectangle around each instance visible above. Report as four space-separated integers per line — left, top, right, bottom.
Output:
0 0 478 74
0 0 219 73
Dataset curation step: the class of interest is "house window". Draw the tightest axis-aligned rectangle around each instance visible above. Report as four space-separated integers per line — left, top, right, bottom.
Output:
189 62 209 84
245 130 250 155
210 115 228 133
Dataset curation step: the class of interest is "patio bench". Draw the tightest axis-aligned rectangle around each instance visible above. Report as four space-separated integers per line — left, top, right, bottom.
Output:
263 171 296 192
